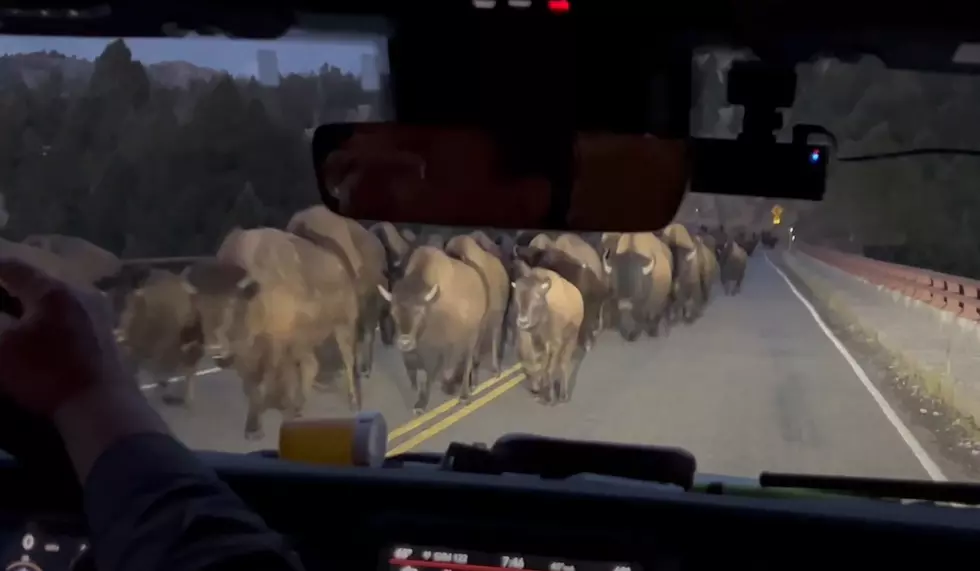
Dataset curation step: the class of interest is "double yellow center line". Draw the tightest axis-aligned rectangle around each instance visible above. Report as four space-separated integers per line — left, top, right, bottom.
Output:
386 364 527 456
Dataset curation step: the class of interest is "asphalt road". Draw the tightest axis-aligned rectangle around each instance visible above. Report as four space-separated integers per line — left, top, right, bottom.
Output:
150 253 934 480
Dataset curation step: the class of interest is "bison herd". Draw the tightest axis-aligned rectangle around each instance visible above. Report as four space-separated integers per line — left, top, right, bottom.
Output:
0 210 763 440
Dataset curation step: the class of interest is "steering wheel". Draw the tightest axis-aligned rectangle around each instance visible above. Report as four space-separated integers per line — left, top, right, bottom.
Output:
0 285 83 509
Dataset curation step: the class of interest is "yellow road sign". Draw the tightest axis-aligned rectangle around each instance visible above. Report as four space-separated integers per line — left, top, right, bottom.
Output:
771 204 783 225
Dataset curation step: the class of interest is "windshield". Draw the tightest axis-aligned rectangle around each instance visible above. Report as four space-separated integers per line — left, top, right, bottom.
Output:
0 33 976 483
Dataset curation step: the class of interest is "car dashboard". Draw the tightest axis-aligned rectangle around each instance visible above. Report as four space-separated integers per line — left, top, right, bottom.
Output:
0 451 978 571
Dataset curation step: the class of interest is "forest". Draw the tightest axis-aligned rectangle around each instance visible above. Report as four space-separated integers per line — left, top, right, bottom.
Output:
0 39 373 258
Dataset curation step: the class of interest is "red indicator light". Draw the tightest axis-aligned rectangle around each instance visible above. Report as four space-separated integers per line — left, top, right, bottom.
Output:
548 0 570 13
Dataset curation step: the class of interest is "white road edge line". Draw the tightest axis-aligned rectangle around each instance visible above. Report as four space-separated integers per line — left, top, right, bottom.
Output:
765 252 948 482
139 367 222 391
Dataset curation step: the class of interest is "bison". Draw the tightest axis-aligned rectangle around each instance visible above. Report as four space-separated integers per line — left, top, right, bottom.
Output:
369 221 414 346
696 235 719 305
719 238 748 295
116 268 204 405
468 230 504 260
185 227 360 439
445 234 509 375
287 205 385 382
551 232 607 330
377 246 488 414
660 223 702 323
424 233 446 250
370 221 413 282
553 234 603 280
601 232 672 340
529 233 552 250
514 245 608 354
512 260 584 404
494 233 517 270
742 232 760 256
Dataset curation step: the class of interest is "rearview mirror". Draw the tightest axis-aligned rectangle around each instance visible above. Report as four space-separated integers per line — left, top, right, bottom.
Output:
310 122 826 231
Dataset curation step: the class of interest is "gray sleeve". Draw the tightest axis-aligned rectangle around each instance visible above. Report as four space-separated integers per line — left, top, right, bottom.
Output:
83 432 305 571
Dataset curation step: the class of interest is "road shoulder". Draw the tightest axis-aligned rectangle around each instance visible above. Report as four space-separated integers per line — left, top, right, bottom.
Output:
776 250 980 482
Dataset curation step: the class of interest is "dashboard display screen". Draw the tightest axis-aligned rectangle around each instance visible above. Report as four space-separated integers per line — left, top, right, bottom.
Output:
387 544 641 571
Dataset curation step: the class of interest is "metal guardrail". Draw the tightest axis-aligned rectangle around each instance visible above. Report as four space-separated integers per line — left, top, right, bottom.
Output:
799 245 980 322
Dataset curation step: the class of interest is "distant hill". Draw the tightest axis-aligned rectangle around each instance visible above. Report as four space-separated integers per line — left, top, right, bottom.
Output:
0 50 224 89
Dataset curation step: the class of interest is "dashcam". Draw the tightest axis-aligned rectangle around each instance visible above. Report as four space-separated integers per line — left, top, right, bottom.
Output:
690 138 828 201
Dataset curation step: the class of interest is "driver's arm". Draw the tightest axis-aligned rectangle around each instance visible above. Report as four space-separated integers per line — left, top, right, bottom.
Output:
57 385 307 571
0 256 305 571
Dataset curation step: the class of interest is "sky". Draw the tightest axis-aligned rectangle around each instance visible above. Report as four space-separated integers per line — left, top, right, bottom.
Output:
0 33 381 79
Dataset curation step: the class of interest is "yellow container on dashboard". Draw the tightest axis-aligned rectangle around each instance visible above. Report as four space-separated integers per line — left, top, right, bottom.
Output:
279 412 388 467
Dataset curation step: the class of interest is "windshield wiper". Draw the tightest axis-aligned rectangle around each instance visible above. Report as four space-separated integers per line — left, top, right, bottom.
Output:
759 472 980 505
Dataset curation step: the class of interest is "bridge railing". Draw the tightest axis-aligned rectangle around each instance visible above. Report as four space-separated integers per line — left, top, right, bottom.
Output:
798 245 980 322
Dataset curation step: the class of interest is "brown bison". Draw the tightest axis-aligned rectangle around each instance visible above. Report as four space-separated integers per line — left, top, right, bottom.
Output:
445 234 509 375
370 221 414 281
512 260 584 404
369 221 414 346
185 227 360 439
551 232 608 334
741 232 760 256
377 246 488 414
287 206 385 382
494 233 517 269
468 230 504 260
601 233 673 340
660 223 703 323
719 238 748 295
529 233 552 250
116 268 204 405
696 235 719 304
424 233 446 249
514 245 608 354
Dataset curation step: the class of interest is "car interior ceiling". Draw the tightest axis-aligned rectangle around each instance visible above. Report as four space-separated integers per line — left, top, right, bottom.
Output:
4 2 980 571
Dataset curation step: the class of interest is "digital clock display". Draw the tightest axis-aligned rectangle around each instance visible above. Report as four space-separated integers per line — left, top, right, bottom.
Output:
386 544 640 571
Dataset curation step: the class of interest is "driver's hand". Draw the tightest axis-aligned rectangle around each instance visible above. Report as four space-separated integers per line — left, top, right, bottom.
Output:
0 256 129 417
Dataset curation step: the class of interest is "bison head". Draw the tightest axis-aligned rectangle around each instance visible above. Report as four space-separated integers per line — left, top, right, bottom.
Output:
601 249 655 341
377 281 439 352
719 239 737 263
183 261 260 367
512 260 552 331
116 269 198 349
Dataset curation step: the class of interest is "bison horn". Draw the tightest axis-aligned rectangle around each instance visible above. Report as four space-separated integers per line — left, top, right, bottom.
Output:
181 281 198 296
423 283 439 302
601 250 613 274
377 284 393 302
235 276 255 291
641 259 655 276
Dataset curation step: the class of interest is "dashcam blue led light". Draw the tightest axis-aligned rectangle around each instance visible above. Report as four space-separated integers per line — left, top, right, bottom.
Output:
809 149 821 164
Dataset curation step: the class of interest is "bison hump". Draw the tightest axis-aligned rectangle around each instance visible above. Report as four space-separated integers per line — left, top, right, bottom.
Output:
286 205 364 277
